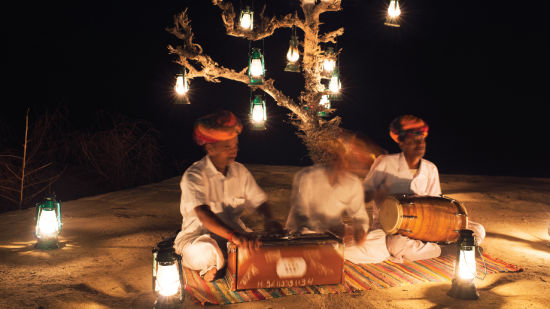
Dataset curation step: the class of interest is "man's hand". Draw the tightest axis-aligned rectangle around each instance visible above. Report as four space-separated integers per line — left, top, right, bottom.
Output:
231 233 261 251
354 227 367 246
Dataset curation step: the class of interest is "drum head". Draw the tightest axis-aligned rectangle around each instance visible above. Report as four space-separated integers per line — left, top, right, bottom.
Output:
379 196 403 234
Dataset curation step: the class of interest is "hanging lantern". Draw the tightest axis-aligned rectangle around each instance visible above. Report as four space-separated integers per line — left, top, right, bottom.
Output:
153 239 186 308
174 70 190 104
284 35 300 72
239 6 254 31
250 94 267 130
447 229 480 300
322 47 336 78
318 94 331 117
385 0 401 28
328 67 342 95
248 48 265 85
34 195 62 250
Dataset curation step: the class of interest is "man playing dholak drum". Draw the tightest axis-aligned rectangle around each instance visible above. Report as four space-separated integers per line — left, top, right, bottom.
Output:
286 130 391 264
173 111 282 281
363 115 486 263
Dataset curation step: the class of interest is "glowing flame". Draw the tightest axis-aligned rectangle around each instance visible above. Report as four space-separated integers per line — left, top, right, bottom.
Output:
323 58 336 73
457 249 476 280
388 0 401 18
287 45 300 63
329 75 341 93
37 209 58 238
175 75 188 95
156 264 180 296
252 104 265 123
249 58 264 78
319 95 331 109
240 12 252 30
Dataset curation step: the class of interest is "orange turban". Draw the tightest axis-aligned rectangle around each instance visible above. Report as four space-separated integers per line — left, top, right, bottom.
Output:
193 111 243 145
389 115 429 143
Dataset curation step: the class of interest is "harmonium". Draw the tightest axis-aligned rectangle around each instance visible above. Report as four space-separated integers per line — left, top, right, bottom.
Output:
225 232 344 291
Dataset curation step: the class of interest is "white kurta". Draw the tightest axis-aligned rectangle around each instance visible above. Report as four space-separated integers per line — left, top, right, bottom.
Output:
174 156 267 275
286 165 390 264
363 153 485 262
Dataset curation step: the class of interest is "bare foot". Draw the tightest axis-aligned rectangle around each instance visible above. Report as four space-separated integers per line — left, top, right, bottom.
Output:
201 267 217 282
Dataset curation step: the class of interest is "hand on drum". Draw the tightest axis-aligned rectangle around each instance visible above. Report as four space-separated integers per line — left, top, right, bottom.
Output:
232 233 261 251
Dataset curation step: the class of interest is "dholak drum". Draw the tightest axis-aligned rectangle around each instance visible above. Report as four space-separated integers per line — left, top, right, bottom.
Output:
379 195 468 243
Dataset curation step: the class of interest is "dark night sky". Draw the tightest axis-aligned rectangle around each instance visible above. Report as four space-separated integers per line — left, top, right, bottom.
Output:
4 0 548 177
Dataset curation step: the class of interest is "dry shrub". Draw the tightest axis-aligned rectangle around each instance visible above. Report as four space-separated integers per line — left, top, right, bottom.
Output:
0 110 65 211
77 112 161 189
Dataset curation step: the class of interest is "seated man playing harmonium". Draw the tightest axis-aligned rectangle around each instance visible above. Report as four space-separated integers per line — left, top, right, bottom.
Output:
173 110 281 281
285 130 391 264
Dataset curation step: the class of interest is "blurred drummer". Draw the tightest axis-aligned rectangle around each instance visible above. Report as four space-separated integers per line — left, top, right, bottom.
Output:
173 110 282 281
286 129 391 264
363 115 485 263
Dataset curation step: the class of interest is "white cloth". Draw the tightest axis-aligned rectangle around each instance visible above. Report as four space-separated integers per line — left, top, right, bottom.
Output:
286 165 390 264
363 153 485 262
174 156 267 275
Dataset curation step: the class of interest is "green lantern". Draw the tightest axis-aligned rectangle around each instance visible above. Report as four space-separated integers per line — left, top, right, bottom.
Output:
250 94 267 130
318 94 331 117
328 67 342 100
248 48 265 85
34 195 62 250
384 0 401 27
174 69 190 104
284 35 300 72
322 47 336 78
239 6 254 31
153 239 186 308
447 229 480 300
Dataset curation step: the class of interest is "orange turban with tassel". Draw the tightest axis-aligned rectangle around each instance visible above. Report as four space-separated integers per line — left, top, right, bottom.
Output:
389 115 429 143
193 111 243 145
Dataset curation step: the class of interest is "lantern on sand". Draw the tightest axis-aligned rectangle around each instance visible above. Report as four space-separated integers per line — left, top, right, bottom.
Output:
248 48 265 85
152 239 186 308
447 229 480 300
35 195 62 250
250 94 267 130
385 0 401 27
174 70 190 104
239 6 254 31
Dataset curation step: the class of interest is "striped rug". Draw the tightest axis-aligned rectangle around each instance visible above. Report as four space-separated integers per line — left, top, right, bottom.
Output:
183 253 522 305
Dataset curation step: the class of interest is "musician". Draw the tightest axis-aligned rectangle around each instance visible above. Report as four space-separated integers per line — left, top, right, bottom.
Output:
286 130 391 264
363 115 486 263
173 110 281 281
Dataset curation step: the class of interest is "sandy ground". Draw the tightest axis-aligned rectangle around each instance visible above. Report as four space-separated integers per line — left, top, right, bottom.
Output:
1 164 549 309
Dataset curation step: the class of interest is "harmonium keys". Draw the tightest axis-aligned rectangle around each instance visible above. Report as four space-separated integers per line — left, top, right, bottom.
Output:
225 233 344 291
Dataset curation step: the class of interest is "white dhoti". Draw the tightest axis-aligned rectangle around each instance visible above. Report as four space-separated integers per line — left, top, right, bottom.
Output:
344 229 390 264
174 233 225 277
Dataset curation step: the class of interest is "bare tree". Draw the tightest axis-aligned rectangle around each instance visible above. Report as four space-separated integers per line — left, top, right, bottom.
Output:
167 0 345 163
0 110 61 211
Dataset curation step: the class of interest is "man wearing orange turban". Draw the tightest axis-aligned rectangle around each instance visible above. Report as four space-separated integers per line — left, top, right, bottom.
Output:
173 110 282 281
364 115 485 263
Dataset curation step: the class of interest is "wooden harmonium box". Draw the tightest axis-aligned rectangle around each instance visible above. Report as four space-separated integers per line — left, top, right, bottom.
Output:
225 232 344 291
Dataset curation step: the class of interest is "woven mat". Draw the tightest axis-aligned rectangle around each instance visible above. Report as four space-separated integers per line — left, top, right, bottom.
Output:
183 253 522 305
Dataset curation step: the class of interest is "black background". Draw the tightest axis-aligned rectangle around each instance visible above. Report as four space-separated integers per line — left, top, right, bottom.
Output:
4 0 548 177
